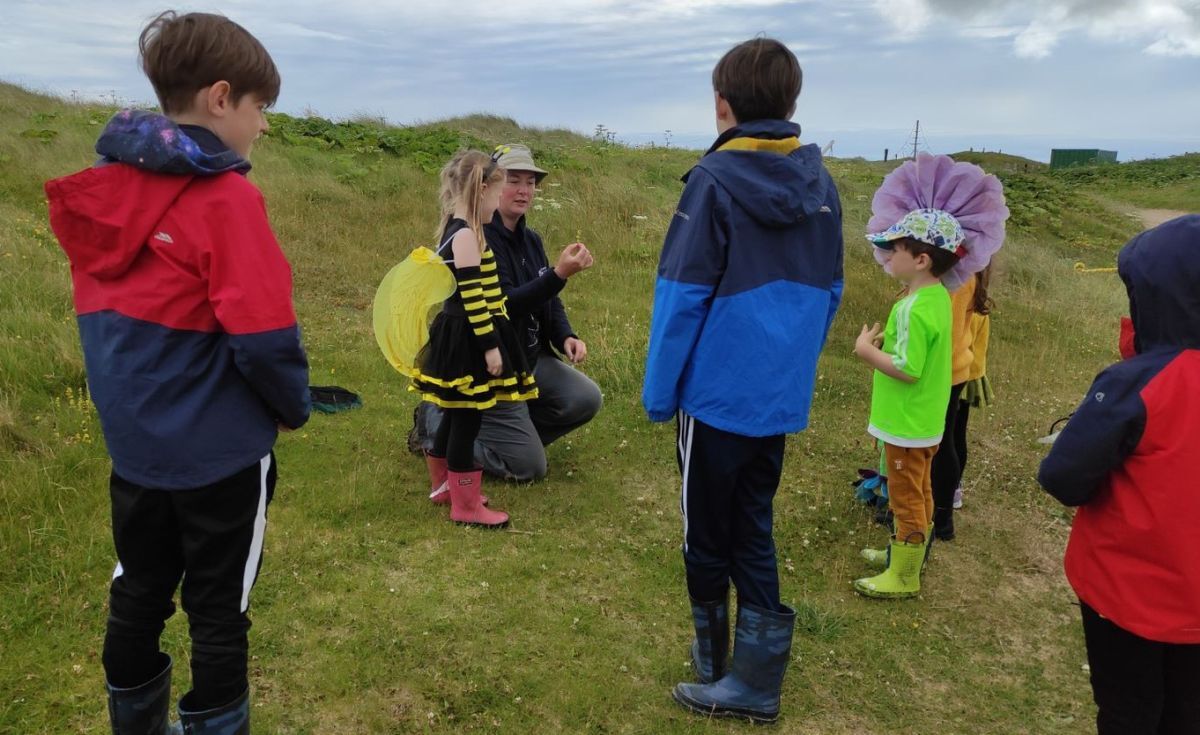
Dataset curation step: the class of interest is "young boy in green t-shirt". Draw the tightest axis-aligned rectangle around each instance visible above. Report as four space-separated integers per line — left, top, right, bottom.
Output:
852 209 963 599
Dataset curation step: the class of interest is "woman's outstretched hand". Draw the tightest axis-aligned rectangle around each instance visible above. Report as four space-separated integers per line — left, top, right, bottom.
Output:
555 242 594 279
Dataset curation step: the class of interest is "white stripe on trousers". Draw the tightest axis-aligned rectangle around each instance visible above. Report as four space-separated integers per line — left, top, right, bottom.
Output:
678 410 696 553
240 454 271 613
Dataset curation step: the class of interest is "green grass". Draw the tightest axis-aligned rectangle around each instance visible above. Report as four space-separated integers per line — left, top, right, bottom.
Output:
1050 153 1200 212
0 80 1176 733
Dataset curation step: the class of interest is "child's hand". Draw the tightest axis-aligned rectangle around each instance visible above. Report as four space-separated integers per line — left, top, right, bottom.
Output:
484 347 504 376
854 323 884 357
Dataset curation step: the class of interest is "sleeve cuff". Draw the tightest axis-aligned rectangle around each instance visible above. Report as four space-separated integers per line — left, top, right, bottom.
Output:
646 408 675 422
474 330 500 351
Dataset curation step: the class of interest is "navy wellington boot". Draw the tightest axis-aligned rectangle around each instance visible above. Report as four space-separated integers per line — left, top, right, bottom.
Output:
673 602 796 723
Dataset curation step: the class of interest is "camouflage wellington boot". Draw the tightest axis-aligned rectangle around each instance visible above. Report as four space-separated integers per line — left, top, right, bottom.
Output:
672 602 796 723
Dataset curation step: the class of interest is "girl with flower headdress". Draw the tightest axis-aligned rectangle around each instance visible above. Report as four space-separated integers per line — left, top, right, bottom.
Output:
851 153 1008 599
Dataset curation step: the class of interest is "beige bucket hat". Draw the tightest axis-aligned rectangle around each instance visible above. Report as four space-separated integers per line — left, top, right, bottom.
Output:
495 144 548 182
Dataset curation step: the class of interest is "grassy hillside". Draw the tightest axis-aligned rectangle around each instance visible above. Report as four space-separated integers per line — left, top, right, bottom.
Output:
1 80 1194 734
1052 152 1200 211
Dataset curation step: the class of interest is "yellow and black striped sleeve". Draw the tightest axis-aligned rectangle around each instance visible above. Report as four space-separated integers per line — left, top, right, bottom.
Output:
478 254 506 313
455 265 500 350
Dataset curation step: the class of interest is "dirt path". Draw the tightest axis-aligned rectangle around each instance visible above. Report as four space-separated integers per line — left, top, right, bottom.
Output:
1134 208 1190 228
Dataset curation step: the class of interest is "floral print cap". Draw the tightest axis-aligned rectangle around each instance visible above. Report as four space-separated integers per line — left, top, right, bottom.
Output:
866 208 965 254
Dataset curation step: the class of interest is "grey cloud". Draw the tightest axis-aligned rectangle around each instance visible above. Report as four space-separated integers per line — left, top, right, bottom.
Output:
0 0 1196 157
883 0 1200 57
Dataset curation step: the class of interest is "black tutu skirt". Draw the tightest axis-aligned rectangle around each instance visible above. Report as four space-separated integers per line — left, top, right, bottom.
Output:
409 310 538 409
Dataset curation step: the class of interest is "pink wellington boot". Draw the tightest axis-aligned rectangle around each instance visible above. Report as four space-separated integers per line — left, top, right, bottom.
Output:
425 452 449 503
426 454 487 506
447 469 508 528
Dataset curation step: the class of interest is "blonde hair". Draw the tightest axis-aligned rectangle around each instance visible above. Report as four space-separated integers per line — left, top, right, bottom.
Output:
437 150 505 252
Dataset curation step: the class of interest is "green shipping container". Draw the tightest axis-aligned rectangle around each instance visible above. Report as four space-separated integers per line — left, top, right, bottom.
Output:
1050 149 1118 169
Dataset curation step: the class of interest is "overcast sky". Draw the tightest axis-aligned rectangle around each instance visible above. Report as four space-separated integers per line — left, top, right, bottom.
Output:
3 0 1198 160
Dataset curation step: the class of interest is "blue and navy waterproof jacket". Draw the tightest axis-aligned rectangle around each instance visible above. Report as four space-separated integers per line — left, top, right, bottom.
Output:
642 119 844 436
45 111 310 489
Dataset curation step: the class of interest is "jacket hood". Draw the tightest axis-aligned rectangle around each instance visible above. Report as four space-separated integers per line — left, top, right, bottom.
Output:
45 165 193 280
95 109 249 175
1119 214 1200 352
44 110 249 281
692 119 831 228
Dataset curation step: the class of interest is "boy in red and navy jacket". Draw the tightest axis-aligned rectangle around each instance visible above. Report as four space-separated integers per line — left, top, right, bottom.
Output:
45 11 308 733
1039 214 1200 735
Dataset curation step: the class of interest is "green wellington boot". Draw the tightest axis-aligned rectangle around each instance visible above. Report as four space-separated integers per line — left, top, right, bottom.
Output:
853 539 924 599
860 545 889 567
862 524 934 568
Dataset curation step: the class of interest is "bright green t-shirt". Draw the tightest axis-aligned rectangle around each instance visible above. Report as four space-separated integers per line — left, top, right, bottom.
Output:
868 284 952 447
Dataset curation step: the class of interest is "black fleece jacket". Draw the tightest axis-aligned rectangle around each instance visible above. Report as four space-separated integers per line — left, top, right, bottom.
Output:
484 211 576 362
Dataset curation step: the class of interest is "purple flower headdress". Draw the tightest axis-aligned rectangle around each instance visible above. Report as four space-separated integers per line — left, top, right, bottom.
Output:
867 152 1009 291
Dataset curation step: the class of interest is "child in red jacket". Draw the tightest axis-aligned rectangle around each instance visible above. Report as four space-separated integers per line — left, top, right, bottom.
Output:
45 11 309 733
1039 215 1200 735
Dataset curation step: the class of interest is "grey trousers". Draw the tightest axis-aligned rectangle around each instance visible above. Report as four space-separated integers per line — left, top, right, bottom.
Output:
417 355 603 481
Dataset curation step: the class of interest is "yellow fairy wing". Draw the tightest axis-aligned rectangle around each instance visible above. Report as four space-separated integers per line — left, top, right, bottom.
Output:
373 246 455 373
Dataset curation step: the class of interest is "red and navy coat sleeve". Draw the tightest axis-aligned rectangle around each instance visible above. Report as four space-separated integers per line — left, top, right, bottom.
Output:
1038 356 1163 506
207 187 311 429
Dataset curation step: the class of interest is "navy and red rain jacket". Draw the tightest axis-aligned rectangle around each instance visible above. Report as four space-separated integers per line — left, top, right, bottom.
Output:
45 112 310 489
1039 214 1200 643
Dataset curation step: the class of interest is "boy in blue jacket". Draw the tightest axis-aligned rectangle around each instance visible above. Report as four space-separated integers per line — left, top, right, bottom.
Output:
642 37 844 723
46 11 309 733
